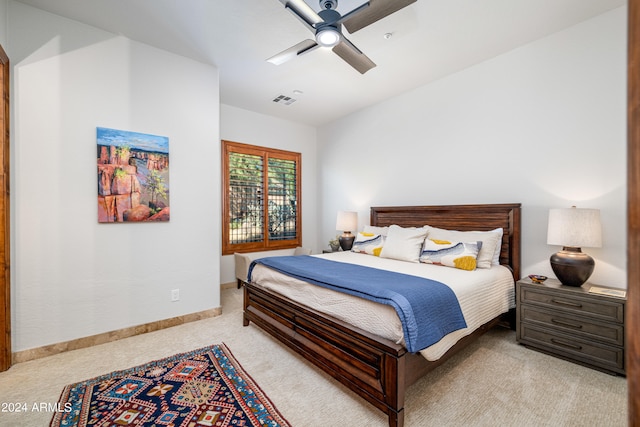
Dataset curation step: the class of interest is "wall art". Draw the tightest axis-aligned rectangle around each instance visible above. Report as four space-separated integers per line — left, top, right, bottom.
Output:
97 127 170 222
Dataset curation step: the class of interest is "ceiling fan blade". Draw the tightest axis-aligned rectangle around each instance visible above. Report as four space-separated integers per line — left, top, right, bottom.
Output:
332 37 376 74
267 39 319 65
335 2 370 26
279 0 323 31
342 0 416 33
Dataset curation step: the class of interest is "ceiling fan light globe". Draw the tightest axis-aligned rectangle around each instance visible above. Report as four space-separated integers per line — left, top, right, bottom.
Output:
316 28 341 47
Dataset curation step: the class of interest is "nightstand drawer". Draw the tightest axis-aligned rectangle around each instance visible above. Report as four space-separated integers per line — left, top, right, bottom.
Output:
520 306 624 346
520 287 624 323
520 324 624 373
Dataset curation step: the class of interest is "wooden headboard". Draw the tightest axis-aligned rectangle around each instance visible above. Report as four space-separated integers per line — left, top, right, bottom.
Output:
371 203 521 280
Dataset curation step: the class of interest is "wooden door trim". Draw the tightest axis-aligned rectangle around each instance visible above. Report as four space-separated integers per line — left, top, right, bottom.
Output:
0 43 9 372
628 0 639 424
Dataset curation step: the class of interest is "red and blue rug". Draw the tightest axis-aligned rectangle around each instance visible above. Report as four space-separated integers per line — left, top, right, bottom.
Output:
50 343 290 427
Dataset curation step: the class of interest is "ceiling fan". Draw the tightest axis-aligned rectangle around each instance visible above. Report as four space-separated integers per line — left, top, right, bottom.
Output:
268 0 417 74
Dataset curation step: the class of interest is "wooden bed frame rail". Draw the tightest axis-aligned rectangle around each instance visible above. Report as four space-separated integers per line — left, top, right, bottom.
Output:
242 203 521 427
243 282 408 425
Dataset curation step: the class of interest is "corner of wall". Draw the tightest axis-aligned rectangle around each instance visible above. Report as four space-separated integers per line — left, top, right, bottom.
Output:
0 0 7 48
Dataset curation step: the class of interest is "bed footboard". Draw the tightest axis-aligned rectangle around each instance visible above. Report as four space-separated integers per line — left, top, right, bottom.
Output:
243 281 411 427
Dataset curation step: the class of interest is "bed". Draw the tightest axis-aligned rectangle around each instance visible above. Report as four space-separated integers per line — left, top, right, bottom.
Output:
241 203 521 427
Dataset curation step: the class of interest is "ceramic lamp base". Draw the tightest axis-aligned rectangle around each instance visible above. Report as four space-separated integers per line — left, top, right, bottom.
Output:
339 233 355 251
550 246 595 287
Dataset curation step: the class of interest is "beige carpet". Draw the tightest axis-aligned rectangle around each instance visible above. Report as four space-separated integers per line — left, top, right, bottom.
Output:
0 287 627 426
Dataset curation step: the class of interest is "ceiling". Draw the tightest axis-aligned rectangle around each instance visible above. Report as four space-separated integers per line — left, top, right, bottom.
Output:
14 0 626 126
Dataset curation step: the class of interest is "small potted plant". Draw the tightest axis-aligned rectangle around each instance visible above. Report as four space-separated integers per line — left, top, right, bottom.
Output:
329 235 340 252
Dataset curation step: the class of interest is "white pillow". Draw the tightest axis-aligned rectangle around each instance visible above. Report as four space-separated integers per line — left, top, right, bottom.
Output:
379 225 428 263
489 227 503 265
363 225 389 237
423 226 503 269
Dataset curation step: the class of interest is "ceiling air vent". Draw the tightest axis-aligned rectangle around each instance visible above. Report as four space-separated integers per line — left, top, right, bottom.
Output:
272 95 297 105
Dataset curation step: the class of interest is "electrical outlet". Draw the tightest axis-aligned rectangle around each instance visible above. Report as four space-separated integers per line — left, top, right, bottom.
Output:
171 289 180 302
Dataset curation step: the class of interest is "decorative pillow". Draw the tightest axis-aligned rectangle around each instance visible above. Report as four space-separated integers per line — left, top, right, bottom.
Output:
489 227 504 265
419 239 483 271
423 226 502 269
351 232 385 256
379 225 428 263
363 225 389 237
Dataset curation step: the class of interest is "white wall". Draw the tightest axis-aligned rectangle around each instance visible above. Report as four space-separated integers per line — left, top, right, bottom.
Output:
8 1 221 351
0 0 7 48
318 7 627 288
219 104 318 284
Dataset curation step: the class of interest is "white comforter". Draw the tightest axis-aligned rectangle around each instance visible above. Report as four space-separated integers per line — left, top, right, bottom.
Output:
249 251 515 361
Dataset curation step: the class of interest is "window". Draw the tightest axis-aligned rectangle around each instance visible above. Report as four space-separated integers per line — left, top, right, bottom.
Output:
222 140 301 255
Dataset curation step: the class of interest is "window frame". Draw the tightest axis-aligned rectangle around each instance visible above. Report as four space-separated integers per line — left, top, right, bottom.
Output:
222 140 302 255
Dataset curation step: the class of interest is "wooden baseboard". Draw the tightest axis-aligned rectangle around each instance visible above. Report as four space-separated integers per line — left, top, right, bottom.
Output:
12 306 222 364
221 281 237 290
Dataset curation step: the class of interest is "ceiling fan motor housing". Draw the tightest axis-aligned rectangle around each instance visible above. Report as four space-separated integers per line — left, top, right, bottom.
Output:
318 8 341 26
315 7 342 47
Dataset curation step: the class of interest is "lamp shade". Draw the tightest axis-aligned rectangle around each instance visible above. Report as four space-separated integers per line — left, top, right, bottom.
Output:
336 211 357 232
547 207 602 248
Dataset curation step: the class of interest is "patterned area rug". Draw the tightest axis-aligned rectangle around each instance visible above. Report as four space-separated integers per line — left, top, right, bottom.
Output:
50 343 290 427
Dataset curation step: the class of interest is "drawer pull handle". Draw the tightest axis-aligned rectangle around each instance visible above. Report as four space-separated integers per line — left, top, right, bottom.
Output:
551 298 583 308
550 338 582 350
551 318 583 329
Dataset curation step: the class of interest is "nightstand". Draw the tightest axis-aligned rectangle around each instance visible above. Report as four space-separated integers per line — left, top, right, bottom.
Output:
516 277 625 375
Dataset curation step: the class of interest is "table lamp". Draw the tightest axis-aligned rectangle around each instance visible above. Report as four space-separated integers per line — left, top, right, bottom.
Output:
336 211 357 251
547 206 602 287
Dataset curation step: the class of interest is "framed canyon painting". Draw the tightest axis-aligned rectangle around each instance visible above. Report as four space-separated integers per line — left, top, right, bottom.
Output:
97 127 170 223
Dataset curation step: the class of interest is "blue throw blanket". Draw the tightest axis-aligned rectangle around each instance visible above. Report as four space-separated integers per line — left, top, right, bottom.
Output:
248 256 467 353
